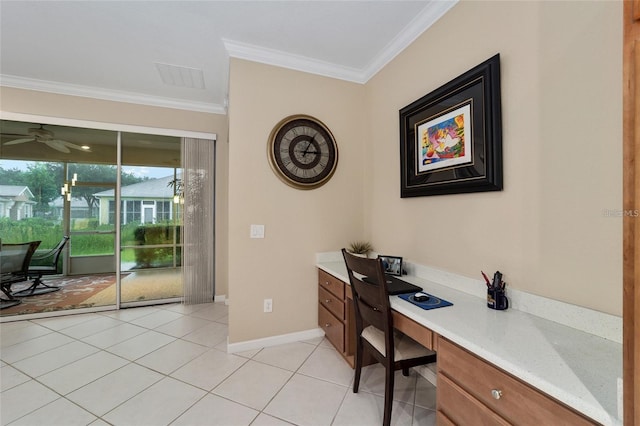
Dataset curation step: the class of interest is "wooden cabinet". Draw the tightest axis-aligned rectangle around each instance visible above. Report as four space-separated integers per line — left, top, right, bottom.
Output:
317 267 597 424
436 337 596 425
318 269 356 366
623 2 640 423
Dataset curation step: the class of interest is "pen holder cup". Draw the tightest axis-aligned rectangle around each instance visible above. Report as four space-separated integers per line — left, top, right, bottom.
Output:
487 289 509 310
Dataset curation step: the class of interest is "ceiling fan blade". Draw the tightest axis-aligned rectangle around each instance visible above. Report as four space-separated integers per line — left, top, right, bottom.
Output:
4 138 35 145
44 140 71 153
56 140 88 151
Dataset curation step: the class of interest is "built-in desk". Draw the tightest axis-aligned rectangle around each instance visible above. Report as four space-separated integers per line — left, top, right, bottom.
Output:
317 259 622 426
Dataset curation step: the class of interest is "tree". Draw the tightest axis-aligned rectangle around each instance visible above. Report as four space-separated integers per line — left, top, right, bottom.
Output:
0 166 27 186
25 163 62 216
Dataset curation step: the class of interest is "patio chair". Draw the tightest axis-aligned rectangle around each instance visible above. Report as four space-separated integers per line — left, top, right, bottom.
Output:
1 241 41 309
13 236 69 297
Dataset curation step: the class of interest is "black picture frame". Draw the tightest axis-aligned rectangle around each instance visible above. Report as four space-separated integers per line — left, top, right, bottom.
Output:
399 54 502 197
378 255 403 276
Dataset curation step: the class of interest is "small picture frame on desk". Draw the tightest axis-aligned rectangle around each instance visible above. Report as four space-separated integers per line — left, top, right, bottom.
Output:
378 255 403 276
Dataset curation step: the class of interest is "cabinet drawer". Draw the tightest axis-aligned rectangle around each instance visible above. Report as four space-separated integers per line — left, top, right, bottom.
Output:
438 338 595 425
392 311 433 350
319 269 345 299
319 285 345 320
437 373 509 425
319 303 345 352
435 410 455 426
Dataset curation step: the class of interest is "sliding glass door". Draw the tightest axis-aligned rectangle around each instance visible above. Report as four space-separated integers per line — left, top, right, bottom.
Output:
0 120 187 316
119 133 183 305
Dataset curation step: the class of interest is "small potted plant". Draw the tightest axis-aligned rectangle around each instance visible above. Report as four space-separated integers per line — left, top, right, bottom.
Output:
348 241 373 258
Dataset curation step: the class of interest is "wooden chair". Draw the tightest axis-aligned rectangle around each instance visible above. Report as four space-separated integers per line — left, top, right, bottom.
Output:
0 241 41 309
13 236 69 297
342 249 437 426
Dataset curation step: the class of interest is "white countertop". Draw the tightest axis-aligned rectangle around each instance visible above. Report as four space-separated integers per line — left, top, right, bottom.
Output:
317 260 622 426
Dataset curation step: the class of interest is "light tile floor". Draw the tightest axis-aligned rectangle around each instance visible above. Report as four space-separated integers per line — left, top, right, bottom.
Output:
0 302 437 425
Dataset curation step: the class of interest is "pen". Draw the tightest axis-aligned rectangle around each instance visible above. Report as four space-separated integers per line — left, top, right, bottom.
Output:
481 271 491 288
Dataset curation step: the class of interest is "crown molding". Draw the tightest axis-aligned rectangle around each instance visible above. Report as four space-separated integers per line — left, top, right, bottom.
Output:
362 0 458 81
0 74 226 115
223 39 366 84
225 0 458 84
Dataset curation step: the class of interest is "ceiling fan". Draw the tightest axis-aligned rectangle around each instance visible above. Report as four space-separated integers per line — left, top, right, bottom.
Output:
1 124 89 153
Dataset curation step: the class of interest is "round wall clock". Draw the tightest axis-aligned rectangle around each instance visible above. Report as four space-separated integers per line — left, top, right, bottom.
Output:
267 115 338 190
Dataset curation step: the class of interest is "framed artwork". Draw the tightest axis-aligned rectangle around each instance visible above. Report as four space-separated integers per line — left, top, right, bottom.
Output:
399 54 503 197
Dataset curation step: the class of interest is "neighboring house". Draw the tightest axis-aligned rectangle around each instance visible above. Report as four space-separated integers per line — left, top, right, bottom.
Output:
93 175 178 225
50 197 94 220
0 185 36 220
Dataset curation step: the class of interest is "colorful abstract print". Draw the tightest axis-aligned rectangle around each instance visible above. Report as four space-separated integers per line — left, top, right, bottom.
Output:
421 113 465 166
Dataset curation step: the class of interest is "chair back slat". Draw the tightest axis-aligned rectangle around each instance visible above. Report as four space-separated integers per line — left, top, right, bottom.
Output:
32 236 69 265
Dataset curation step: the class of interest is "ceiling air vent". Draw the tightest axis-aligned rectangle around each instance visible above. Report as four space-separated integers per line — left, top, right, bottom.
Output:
155 63 205 89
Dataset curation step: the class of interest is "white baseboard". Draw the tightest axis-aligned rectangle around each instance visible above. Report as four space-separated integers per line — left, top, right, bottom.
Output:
227 328 325 354
214 294 226 303
414 363 438 387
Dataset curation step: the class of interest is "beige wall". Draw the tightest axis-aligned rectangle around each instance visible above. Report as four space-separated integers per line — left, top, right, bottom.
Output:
226 0 622 346
0 87 230 297
365 1 622 315
227 59 367 342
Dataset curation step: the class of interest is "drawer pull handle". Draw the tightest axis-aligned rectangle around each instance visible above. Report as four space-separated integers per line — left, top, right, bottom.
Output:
325 299 331 303
491 389 503 400
324 323 331 327
325 281 330 285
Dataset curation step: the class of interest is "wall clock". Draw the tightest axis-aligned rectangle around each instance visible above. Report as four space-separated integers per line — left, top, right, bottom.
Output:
267 115 338 190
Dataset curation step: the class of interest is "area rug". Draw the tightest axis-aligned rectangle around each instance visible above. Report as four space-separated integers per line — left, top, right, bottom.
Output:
1 269 184 317
84 269 183 305
1 274 118 316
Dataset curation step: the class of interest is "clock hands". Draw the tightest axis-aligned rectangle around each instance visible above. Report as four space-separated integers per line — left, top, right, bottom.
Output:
301 136 316 158
301 145 318 156
294 136 318 158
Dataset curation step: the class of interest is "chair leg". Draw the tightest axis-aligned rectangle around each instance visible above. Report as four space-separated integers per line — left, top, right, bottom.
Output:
0 298 21 309
0 284 21 309
353 338 363 393
383 366 394 426
12 275 60 297
1 285 14 300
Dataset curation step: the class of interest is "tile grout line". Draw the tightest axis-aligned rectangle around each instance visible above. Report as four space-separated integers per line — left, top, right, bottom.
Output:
1 305 215 425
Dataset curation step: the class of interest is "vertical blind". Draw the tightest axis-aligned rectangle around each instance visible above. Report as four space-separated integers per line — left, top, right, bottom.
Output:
182 137 215 304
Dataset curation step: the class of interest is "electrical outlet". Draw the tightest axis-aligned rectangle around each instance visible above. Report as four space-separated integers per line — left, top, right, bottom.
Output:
264 298 273 313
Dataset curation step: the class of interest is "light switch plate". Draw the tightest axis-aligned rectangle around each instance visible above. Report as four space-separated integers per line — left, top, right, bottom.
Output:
250 224 265 239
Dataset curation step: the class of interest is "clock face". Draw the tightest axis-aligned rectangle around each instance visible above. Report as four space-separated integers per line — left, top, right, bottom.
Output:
268 115 338 189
